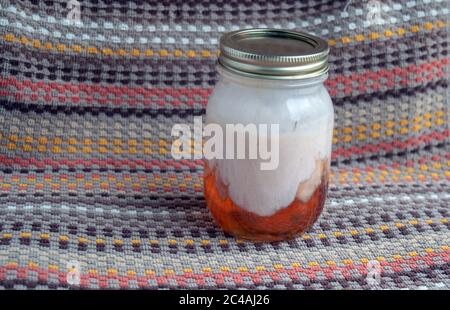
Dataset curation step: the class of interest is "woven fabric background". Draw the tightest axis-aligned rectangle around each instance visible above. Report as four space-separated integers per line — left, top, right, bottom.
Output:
0 0 448 289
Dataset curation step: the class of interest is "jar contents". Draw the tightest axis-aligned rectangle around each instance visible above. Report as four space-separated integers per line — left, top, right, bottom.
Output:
203 114 332 241
204 159 329 241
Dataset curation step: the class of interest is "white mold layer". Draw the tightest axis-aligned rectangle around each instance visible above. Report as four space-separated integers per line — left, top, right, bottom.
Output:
205 69 334 217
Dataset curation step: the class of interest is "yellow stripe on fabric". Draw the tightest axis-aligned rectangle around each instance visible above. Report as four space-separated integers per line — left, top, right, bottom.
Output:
332 111 448 144
2 21 449 58
1 111 447 155
0 159 448 189
4 218 447 248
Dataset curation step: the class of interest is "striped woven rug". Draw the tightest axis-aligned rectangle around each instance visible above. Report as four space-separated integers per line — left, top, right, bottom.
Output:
0 0 448 289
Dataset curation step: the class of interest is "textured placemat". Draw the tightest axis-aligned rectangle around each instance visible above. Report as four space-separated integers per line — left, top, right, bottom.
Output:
0 0 448 289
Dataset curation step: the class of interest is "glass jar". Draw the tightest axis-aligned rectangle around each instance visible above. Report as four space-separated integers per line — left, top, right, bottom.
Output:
204 29 333 242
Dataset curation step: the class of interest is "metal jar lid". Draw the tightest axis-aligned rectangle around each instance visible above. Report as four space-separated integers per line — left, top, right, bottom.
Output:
219 28 329 80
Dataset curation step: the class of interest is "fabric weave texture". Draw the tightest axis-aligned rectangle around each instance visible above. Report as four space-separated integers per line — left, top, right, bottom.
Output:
0 0 448 289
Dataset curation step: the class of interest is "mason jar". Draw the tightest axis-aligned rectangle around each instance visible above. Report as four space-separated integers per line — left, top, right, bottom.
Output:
204 29 333 242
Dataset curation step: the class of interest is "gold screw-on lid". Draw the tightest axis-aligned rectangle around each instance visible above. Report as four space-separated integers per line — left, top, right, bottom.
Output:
219 28 329 80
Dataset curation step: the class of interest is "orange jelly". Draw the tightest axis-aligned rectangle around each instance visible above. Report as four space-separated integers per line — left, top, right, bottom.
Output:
204 160 329 242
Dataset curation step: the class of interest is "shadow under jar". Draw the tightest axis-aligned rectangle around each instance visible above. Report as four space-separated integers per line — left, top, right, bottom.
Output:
204 29 334 242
